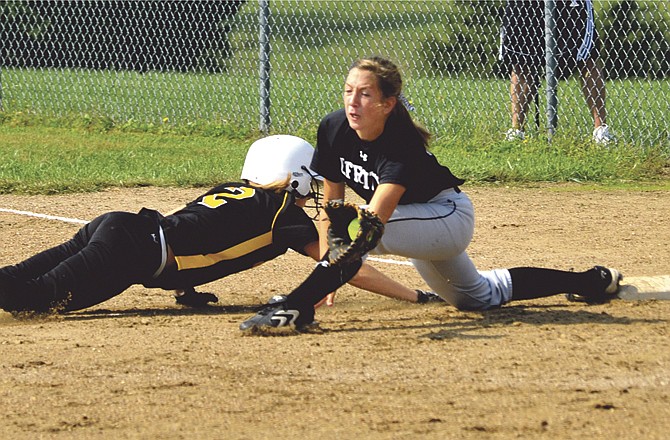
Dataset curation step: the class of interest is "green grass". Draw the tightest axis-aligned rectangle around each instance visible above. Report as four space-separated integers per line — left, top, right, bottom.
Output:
0 1 668 194
0 118 667 195
434 137 669 184
2 0 669 149
0 124 253 194
4 67 669 150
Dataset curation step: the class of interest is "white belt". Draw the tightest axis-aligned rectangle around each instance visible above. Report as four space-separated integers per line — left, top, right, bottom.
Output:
152 225 168 279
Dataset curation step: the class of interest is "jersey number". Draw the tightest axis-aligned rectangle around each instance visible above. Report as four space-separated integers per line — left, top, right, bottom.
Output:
198 187 256 209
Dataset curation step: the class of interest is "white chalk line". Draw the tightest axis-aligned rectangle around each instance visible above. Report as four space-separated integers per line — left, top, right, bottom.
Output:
0 207 88 224
0 207 413 266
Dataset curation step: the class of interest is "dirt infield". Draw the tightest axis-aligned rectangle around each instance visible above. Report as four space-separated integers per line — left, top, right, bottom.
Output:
1 185 669 439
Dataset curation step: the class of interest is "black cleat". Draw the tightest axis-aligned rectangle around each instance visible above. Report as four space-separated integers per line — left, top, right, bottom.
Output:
240 295 316 335
566 266 622 304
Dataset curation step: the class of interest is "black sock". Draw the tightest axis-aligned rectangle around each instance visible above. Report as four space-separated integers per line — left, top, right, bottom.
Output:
284 260 362 309
509 267 597 301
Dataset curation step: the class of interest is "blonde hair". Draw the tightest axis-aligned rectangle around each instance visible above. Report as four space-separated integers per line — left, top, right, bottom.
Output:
350 56 431 147
245 175 291 194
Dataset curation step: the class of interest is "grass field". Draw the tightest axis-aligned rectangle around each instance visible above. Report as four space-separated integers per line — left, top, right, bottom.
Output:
2 0 669 148
4 67 670 148
0 119 668 195
0 1 668 194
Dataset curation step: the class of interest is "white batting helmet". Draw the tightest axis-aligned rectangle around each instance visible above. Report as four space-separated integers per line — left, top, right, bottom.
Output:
240 134 320 198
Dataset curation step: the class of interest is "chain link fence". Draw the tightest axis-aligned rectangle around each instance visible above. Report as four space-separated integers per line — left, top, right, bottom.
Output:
1 0 668 147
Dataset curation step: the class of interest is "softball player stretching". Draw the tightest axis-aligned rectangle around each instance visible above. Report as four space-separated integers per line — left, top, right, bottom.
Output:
0 135 435 323
311 56 621 311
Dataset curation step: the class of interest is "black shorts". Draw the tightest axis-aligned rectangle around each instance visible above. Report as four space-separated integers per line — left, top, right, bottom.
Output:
499 0 599 78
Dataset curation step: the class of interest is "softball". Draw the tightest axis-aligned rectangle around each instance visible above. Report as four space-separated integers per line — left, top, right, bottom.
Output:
348 218 360 240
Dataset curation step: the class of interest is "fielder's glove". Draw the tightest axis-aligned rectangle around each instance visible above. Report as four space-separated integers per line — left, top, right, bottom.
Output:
174 287 218 308
324 200 384 266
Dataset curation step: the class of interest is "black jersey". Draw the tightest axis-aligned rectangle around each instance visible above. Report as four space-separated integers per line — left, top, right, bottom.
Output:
151 182 317 289
312 109 464 204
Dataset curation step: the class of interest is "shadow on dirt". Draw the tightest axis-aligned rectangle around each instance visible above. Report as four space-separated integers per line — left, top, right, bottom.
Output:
60 303 262 321
327 303 668 340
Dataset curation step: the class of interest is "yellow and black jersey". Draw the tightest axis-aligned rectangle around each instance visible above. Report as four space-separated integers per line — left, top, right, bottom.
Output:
152 182 317 289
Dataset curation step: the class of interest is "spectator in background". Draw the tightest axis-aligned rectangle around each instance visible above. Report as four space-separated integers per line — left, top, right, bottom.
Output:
499 0 615 145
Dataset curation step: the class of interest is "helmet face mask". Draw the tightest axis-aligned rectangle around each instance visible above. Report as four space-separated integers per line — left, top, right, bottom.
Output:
301 173 323 218
240 135 321 198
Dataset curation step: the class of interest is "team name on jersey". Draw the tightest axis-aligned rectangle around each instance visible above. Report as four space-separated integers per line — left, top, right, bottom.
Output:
340 157 379 191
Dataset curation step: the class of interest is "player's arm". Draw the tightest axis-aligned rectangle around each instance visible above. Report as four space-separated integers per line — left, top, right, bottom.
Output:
367 182 406 223
312 181 417 306
303 241 322 261
348 263 420 302
315 181 407 306
302 240 420 303
340 183 419 302
318 179 345 258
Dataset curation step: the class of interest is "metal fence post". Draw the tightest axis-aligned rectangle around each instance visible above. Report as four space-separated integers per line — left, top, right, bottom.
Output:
2 1 667 147
544 0 558 141
259 0 271 133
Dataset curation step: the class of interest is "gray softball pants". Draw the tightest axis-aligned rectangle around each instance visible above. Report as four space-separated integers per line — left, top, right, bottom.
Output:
369 188 512 310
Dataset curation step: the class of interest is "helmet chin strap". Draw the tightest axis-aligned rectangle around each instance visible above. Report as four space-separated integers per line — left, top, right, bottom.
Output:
297 166 323 220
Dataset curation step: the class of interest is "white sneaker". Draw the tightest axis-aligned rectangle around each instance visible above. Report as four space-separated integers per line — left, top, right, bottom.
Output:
505 128 525 141
593 124 615 146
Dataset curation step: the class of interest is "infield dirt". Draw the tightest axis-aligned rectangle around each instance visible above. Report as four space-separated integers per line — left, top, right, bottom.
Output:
1 185 668 439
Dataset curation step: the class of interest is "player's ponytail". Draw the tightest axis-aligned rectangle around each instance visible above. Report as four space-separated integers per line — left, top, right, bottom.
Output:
350 56 431 148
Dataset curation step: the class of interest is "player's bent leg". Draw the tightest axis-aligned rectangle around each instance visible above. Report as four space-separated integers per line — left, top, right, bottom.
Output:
371 189 474 262
1 212 163 313
0 220 94 283
411 254 512 311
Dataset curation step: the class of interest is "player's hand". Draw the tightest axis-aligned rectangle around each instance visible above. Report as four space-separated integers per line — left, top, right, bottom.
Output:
174 287 218 307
